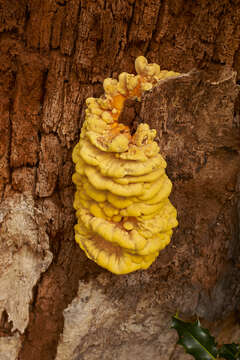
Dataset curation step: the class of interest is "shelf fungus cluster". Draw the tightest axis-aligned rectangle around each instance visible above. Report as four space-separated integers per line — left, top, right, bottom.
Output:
72 56 179 274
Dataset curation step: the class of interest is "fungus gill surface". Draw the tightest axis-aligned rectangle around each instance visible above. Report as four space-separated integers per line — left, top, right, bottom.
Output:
72 56 179 274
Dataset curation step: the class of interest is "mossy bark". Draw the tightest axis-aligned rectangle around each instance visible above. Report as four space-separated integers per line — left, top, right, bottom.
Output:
0 1 240 359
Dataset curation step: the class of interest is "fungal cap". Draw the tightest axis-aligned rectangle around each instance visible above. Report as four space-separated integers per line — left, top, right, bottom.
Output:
72 55 179 274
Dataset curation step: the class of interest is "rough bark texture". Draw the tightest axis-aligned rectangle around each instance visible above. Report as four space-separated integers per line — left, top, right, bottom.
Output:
0 0 240 359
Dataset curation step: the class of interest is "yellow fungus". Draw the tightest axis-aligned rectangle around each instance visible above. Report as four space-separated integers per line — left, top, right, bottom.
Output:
72 56 179 274
89 203 106 219
102 202 119 218
123 221 134 231
112 215 122 222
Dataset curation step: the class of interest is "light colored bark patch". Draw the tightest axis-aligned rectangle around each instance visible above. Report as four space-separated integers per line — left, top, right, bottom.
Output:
0 334 22 360
0 194 53 334
56 280 116 360
56 277 178 360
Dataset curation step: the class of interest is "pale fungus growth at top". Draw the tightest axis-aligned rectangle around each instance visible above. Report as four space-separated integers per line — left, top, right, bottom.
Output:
72 56 179 275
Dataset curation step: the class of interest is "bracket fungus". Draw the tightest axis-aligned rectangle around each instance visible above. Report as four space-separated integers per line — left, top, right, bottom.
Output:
72 56 179 274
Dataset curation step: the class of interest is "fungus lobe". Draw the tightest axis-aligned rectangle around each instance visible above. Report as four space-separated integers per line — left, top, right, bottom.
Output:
72 56 179 274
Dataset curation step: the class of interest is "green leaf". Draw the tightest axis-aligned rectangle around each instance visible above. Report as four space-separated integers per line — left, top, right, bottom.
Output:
218 343 240 360
171 316 218 360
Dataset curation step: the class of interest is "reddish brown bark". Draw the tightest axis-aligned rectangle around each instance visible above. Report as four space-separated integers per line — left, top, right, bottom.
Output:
0 1 240 359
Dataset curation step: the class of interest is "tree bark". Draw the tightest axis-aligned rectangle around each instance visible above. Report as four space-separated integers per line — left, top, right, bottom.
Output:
0 1 240 359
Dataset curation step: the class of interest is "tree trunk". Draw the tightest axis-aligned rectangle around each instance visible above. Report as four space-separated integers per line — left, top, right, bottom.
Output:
0 1 240 359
